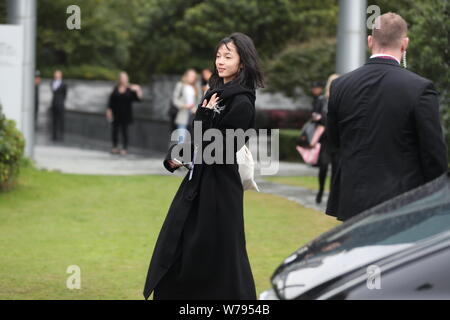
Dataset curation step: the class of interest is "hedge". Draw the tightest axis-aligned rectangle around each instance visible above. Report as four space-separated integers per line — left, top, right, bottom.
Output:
0 104 25 190
278 129 303 163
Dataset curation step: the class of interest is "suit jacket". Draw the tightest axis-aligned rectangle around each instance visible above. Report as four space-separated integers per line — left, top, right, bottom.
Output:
50 80 67 110
326 57 448 221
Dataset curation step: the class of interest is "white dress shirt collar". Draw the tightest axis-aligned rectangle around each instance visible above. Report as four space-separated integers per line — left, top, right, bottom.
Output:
370 53 400 64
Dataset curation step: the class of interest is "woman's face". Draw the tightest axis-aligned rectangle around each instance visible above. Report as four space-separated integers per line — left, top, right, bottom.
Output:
202 69 212 80
186 70 197 85
215 42 241 83
119 72 129 85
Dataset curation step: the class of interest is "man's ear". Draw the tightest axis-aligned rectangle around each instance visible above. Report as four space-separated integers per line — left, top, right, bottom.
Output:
402 37 409 52
368 35 373 50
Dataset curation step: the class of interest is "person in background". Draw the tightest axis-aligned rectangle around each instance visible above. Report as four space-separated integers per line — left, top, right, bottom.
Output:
168 80 183 134
50 70 67 142
34 70 41 130
106 71 142 155
172 69 200 143
326 12 448 222
310 81 325 117
201 68 213 94
311 74 340 204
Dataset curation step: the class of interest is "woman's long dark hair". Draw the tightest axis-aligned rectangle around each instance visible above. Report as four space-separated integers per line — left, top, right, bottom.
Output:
208 32 264 90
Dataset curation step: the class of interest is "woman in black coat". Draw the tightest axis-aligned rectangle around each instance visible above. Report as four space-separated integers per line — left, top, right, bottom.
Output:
106 71 142 155
143 32 264 300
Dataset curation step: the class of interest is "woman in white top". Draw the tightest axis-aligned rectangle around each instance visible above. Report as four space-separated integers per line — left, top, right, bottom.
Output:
172 69 200 143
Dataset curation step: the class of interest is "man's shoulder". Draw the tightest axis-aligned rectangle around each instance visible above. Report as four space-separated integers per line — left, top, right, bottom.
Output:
384 66 435 97
389 65 433 85
335 63 433 90
330 69 357 89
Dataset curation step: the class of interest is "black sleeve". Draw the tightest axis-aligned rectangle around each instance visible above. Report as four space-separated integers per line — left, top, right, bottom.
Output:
107 91 114 110
312 96 321 114
162 98 255 171
210 98 255 164
62 83 67 99
317 97 327 126
326 82 340 150
413 81 448 181
163 143 185 173
162 105 214 173
131 89 141 102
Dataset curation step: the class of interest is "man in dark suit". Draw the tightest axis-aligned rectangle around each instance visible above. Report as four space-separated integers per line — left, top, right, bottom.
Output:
50 70 67 141
326 12 448 222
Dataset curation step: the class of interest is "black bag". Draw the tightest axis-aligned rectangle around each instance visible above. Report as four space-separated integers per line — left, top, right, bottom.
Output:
167 101 178 119
296 120 316 147
167 82 183 119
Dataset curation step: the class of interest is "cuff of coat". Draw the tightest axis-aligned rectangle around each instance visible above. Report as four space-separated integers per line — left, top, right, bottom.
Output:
163 159 177 173
195 106 214 120
163 144 179 173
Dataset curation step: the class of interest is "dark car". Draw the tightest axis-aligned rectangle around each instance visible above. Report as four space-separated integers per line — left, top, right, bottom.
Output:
260 172 450 300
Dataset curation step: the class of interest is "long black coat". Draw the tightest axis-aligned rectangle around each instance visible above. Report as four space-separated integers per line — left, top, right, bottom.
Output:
143 81 257 300
50 80 67 111
326 57 448 221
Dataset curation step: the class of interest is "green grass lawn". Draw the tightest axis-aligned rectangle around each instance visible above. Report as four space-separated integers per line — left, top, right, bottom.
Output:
264 175 330 192
0 163 340 299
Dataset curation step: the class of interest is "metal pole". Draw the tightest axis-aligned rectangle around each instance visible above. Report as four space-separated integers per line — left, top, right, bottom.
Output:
336 0 367 74
7 0 36 158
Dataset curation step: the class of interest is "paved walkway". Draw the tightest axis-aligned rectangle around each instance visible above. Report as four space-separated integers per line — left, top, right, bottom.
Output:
255 179 328 212
34 144 173 175
33 135 328 212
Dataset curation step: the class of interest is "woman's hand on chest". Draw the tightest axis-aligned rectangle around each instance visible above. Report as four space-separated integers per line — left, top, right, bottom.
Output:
201 93 220 109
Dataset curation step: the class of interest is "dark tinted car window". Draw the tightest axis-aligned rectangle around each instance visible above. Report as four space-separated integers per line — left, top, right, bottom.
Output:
310 173 450 258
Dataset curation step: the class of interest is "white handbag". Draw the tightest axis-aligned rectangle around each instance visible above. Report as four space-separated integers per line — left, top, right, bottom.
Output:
236 145 259 192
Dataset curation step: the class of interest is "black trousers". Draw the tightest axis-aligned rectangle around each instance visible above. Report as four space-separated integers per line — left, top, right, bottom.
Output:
317 139 340 197
111 121 129 149
51 108 65 141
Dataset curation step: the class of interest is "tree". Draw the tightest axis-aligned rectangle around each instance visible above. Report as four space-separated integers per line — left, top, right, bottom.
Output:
37 0 153 80
0 0 6 24
264 38 336 100
126 0 337 80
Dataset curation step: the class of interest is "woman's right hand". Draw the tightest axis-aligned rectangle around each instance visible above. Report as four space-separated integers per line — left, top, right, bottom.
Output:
106 109 113 121
167 160 183 169
312 112 322 121
202 93 220 109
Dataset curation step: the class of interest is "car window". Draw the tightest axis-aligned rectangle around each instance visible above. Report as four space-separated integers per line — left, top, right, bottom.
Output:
331 246 450 300
315 174 450 256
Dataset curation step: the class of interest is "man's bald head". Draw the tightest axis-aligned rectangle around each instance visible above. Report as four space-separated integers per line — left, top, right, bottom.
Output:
371 12 408 50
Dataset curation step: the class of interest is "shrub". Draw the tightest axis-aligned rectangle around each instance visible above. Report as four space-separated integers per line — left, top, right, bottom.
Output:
279 129 303 162
264 38 337 100
257 109 311 129
0 104 25 190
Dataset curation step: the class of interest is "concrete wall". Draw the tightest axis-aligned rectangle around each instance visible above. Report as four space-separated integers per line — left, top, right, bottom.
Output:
36 77 311 154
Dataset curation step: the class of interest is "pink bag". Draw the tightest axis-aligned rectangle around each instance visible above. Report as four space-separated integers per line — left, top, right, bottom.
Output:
295 125 324 165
